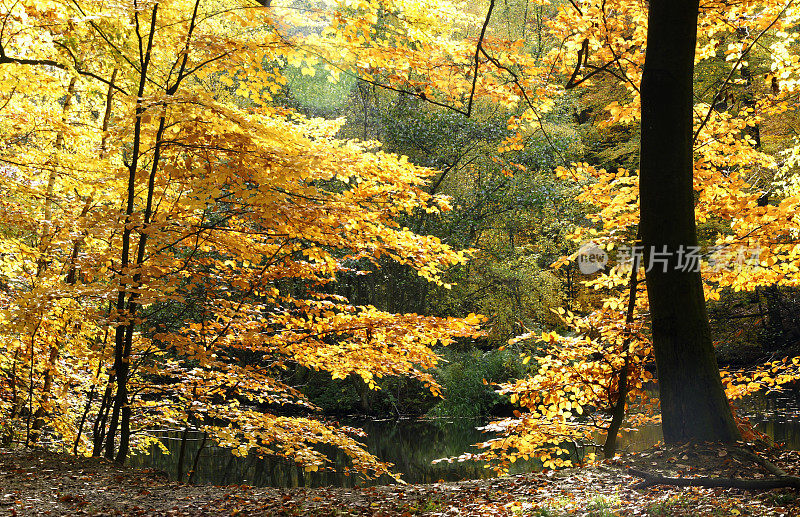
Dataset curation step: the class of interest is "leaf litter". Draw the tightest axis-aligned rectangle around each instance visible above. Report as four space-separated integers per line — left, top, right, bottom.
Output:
1 445 798 516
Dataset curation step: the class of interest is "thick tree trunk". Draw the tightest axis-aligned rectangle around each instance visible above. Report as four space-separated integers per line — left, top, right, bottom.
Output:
639 0 740 442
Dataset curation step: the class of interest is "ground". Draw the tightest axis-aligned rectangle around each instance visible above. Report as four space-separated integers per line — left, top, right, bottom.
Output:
1 445 799 516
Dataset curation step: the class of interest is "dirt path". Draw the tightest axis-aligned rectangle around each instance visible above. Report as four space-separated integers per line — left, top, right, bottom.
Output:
1 446 799 516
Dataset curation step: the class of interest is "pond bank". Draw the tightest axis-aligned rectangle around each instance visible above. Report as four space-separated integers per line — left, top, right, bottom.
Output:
128 387 800 488
2 446 799 516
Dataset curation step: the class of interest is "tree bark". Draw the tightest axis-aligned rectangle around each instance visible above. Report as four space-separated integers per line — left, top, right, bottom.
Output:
639 0 740 442
188 431 207 485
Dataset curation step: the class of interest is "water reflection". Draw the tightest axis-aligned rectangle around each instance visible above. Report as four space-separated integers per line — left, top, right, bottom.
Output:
131 388 800 488
129 418 506 488
605 388 800 453
739 388 800 450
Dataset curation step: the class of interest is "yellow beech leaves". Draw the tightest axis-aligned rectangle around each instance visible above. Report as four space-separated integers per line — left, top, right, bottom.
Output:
477 0 800 470
0 0 482 474
3 0 800 478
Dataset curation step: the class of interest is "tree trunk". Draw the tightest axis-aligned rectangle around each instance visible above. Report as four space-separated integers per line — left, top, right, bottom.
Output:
603 235 640 458
103 5 160 463
639 0 740 442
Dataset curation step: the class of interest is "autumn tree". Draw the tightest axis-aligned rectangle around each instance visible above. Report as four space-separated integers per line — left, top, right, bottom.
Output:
450 0 800 467
639 0 740 442
0 0 483 475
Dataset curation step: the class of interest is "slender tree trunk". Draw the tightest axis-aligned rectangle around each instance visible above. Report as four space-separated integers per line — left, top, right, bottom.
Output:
28 344 58 444
738 28 762 149
104 0 200 463
188 431 207 485
74 385 95 455
603 235 640 458
28 77 79 445
75 75 117 456
177 425 189 483
1 350 21 446
92 379 114 456
104 5 159 463
639 0 740 442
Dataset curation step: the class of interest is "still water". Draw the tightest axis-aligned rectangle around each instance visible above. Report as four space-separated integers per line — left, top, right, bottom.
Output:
129 418 507 487
130 390 800 488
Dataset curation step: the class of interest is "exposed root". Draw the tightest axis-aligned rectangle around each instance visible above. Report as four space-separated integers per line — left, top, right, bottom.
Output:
629 468 800 491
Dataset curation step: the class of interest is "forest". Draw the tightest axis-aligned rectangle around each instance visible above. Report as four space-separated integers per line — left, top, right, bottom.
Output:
1 0 800 515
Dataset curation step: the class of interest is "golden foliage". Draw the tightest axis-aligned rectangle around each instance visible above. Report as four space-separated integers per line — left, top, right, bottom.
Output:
0 0 482 475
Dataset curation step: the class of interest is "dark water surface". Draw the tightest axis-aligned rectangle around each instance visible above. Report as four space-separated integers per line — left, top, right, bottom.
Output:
129 418 508 487
130 389 800 488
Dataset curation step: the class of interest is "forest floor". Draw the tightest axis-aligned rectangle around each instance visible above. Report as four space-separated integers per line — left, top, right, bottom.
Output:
1 444 799 516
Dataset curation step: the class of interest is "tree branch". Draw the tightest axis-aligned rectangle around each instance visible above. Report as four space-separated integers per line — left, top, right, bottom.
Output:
693 0 793 143
565 38 589 89
479 46 568 165
567 0 583 16
466 0 495 117
0 49 128 95
603 232 640 458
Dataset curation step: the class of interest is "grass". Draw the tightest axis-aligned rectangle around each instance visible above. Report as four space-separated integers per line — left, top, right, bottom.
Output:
644 494 695 516
586 493 620 517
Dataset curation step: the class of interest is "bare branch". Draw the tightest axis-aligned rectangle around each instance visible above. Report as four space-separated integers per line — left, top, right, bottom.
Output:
466 0 495 117
565 38 589 89
693 0 793 143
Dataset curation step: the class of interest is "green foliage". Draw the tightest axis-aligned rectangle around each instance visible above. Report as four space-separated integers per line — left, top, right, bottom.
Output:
427 348 526 418
299 371 363 414
766 492 798 505
431 166 583 343
644 494 696 516
299 369 438 417
469 251 565 343
401 497 444 515
586 493 620 517
284 63 356 114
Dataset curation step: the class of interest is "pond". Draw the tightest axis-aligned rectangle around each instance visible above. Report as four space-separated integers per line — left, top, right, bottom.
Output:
129 388 800 488
129 418 510 488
